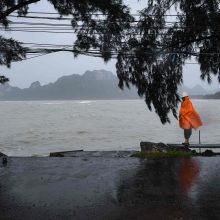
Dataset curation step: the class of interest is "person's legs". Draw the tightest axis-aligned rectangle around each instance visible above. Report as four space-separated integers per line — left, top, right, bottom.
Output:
184 128 192 144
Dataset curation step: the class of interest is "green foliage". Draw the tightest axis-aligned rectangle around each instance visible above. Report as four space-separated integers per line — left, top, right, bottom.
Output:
114 0 220 123
0 75 9 84
0 36 26 68
0 0 132 81
48 0 134 62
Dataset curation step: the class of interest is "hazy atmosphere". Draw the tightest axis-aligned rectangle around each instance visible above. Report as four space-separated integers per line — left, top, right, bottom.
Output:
1 1 220 219
1 0 219 91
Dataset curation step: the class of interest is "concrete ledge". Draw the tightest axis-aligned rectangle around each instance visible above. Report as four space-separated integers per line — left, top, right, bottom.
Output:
50 150 83 157
167 143 220 149
50 150 138 157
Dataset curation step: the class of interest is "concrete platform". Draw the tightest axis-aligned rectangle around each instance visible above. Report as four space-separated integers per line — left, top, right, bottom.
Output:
167 143 220 149
50 150 138 157
1 153 220 220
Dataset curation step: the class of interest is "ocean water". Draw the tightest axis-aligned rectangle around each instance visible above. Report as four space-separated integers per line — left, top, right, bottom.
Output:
0 100 219 156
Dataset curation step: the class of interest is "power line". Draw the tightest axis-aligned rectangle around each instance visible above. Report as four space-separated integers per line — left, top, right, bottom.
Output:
21 50 207 65
164 0 179 14
23 51 207 65
12 11 69 15
21 42 74 47
2 29 77 34
4 29 220 37
10 11 183 17
3 46 220 56
3 24 214 29
23 45 73 60
3 27 220 33
3 10 220 63
6 22 73 26
8 15 73 20
19 42 163 49
7 15 183 24
0 42 209 64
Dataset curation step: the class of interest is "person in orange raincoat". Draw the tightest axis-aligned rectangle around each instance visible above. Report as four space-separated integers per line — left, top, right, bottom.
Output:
179 92 203 146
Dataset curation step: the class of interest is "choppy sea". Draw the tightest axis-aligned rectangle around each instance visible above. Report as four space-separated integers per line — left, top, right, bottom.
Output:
0 100 219 156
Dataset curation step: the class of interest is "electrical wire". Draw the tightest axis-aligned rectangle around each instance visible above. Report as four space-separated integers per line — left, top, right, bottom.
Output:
10 11 184 17
2 9 220 64
7 15 185 24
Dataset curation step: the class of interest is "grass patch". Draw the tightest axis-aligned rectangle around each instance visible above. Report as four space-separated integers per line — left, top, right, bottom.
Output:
132 150 192 159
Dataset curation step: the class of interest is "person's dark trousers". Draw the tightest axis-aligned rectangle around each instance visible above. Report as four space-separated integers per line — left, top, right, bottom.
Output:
184 128 192 139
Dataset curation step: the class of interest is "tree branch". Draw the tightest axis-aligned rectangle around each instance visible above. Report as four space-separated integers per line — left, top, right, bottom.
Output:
164 34 220 51
0 0 40 20
180 35 220 48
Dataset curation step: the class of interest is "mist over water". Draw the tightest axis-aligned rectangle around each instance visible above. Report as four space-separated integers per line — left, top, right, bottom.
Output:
0 100 219 156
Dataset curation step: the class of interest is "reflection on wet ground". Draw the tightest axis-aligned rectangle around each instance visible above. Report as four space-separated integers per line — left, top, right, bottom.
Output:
0 156 220 220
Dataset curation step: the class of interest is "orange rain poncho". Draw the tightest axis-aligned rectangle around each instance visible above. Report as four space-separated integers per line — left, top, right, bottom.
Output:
179 96 203 129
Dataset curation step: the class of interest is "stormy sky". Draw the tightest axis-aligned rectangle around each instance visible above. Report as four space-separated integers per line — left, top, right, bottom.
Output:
1 0 220 91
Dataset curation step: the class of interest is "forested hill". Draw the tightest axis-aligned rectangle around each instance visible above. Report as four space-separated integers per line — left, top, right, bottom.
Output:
0 70 139 100
204 91 220 99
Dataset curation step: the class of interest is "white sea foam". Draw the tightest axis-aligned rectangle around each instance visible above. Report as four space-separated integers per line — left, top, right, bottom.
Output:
79 101 92 104
42 102 63 105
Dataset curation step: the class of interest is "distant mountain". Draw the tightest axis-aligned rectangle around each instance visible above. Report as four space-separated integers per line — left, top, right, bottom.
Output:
178 84 208 96
0 70 139 100
190 85 208 95
0 83 20 97
207 88 220 95
29 81 41 89
204 91 220 99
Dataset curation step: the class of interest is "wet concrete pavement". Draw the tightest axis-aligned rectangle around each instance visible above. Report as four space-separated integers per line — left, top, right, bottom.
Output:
0 153 220 220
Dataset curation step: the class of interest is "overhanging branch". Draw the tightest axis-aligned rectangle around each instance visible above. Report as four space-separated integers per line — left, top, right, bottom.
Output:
171 35 220 49
0 0 40 20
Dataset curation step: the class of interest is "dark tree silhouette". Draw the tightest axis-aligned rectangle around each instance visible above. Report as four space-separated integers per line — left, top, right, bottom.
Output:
0 0 132 76
116 0 220 123
0 75 9 84
0 36 26 67
1 0 220 123
0 0 134 121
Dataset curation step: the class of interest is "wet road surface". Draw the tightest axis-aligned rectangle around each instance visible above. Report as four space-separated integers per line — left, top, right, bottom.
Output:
0 154 220 220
